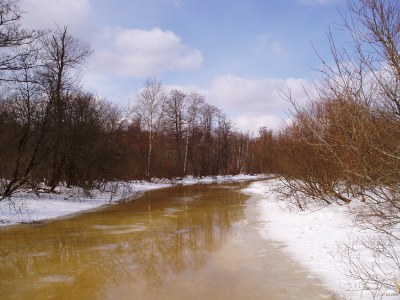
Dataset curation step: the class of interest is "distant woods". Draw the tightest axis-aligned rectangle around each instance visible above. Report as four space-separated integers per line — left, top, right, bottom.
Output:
0 0 269 197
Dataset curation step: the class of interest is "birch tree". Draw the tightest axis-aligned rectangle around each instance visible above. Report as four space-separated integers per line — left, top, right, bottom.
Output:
134 77 166 179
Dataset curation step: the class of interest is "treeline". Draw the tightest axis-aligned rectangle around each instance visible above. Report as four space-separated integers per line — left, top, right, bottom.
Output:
0 0 268 197
128 78 267 179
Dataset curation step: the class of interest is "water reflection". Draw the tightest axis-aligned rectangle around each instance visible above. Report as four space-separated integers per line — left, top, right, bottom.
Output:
0 184 247 299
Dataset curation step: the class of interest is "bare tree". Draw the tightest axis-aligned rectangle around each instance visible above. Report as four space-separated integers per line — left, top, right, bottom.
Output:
214 112 231 175
38 26 92 190
0 0 40 74
165 89 187 176
0 4 45 197
273 0 400 294
0 55 46 198
62 92 127 189
134 77 166 179
183 92 204 175
198 103 219 176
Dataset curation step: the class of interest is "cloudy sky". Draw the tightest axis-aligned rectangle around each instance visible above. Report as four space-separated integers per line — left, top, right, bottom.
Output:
20 0 347 133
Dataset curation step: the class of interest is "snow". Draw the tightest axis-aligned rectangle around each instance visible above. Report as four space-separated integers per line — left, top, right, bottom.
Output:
178 174 263 185
243 180 400 300
0 174 264 226
0 181 172 225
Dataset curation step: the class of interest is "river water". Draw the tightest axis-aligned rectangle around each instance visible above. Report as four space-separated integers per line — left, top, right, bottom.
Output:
0 182 333 299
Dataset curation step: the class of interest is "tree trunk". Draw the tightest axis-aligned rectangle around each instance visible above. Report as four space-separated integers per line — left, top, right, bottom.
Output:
146 130 152 179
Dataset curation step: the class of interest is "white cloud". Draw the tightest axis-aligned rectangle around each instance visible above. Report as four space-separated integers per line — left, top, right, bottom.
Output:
208 74 313 132
92 27 202 78
20 0 93 38
232 114 288 133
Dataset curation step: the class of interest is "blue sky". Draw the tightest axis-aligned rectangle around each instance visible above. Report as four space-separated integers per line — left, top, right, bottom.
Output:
20 0 347 132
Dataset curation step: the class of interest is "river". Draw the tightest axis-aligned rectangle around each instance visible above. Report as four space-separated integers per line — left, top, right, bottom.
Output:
0 181 334 299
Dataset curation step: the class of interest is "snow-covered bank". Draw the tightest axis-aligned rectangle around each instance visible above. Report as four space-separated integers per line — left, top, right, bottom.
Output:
243 180 400 300
0 174 263 226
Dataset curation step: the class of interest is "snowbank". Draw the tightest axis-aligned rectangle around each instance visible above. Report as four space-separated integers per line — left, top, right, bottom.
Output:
178 174 263 185
0 174 264 226
243 180 400 300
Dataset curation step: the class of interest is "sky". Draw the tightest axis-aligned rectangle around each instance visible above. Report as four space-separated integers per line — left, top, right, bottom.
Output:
19 0 348 133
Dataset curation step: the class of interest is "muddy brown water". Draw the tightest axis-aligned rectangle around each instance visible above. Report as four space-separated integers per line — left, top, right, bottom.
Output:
0 182 334 299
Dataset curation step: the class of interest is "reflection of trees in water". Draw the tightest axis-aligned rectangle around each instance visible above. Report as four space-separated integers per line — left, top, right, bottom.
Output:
0 185 247 299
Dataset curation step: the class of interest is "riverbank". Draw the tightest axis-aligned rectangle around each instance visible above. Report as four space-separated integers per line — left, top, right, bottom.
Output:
0 174 263 226
243 180 400 300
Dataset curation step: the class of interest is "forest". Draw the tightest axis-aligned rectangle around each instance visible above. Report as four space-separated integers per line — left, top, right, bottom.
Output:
1 0 399 207
0 0 274 198
1 0 399 212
